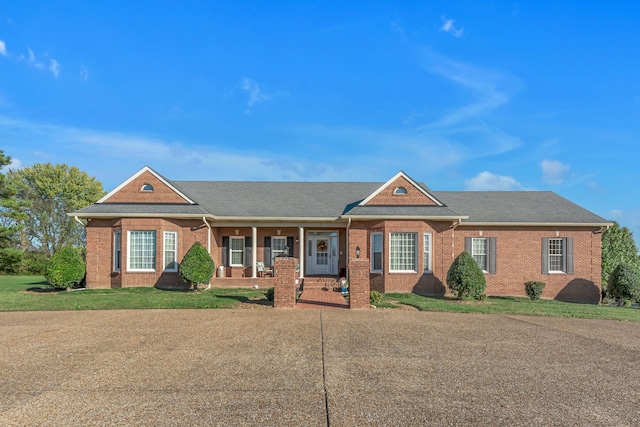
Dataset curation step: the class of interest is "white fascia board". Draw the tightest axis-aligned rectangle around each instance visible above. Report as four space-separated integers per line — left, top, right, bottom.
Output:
68 213 214 220
358 171 443 206
96 166 196 204
212 216 343 222
459 221 614 227
343 215 468 221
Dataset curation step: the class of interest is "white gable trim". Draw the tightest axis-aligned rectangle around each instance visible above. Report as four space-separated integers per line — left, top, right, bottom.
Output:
96 166 196 204
358 171 443 206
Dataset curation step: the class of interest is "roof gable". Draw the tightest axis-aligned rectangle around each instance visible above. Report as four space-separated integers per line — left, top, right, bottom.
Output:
98 166 195 204
359 171 443 206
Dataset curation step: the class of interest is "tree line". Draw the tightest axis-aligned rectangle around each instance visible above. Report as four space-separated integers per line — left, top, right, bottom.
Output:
0 150 105 274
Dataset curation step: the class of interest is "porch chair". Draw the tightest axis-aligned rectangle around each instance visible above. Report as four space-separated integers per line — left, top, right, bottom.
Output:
256 262 273 277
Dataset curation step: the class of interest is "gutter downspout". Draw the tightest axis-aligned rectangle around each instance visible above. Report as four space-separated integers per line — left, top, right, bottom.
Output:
346 218 351 282
203 217 212 290
450 219 461 262
74 216 85 228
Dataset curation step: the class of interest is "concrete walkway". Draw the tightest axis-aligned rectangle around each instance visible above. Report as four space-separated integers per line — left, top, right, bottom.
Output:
1 309 639 426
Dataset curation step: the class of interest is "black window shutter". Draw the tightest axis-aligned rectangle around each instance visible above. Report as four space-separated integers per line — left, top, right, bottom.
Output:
222 236 229 267
287 236 295 256
464 237 472 254
566 237 574 274
244 236 252 267
488 237 497 274
264 236 272 267
541 237 549 274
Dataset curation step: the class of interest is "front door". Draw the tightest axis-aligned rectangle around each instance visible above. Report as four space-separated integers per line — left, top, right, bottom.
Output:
309 236 331 275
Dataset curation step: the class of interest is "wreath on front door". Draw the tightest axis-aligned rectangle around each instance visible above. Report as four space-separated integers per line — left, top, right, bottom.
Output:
316 240 327 252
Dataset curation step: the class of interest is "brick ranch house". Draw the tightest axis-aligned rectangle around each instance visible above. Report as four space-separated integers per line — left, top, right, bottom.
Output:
71 166 611 303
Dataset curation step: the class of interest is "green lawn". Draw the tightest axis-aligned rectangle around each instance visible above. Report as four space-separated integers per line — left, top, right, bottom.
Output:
0 276 268 311
383 293 640 322
2 276 639 321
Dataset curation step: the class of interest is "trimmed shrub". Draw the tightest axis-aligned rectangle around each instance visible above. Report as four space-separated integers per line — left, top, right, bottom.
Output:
44 247 85 290
266 287 274 302
179 242 216 291
525 281 546 301
446 251 486 299
606 263 640 305
370 290 383 305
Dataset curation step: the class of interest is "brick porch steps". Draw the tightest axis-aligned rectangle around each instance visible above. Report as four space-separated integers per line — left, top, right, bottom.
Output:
301 276 340 291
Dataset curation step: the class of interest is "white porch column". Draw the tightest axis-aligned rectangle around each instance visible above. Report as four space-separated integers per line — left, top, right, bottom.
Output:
251 226 257 278
298 226 304 278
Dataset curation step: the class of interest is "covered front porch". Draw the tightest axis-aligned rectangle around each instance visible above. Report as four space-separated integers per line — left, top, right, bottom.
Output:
211 225 347 282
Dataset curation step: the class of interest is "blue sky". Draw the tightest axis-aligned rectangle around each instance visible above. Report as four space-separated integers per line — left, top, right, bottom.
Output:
1 1 639 243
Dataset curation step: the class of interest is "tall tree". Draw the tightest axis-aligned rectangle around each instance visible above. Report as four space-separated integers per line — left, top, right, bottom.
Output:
601 221 640 285
0 151 28 273
9 163 105 255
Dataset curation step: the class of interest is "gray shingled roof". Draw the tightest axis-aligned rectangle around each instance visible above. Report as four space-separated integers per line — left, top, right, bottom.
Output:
434 191 608 224
172 181 382 218
73 178 610 225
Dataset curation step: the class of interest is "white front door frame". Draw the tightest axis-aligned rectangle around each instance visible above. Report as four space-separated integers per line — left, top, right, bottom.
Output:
306 231 339 276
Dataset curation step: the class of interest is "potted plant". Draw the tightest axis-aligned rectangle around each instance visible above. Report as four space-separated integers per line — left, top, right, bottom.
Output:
339 277 349 293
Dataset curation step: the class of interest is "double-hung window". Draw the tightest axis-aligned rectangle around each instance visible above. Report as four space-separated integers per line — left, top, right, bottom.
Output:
271 236 287 263
390 232 417 272
472 238 488 271
230 237 244 266
371 232 383 272
465 237 496 274
128 231 156 271
542 237 573 274
423 232 432 272
163 231 178 272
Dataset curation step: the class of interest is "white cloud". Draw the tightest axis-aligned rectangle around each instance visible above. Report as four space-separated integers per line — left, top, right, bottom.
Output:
241 78 270 108
541 160 570 185
464 171 525 191
49 58 60 78
440 16 464 37
80 64 88 81
0 40 6 56
0 115 359 189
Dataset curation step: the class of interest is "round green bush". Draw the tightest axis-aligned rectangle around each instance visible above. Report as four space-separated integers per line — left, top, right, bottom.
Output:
607 263 640 305
179 242 215 290
525 281 546 301
446 251 486 299
44 247 85 290
370 290 383 305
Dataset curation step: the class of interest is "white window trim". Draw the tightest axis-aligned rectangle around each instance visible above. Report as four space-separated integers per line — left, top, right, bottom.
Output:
471 237 488 272
127 230 156 272
548 238 565 273
389 232 418 273
230 236 245 267
163 231 178 272
271 236 287 263
113 230 121 272
423 232 432 273
371 232 383 273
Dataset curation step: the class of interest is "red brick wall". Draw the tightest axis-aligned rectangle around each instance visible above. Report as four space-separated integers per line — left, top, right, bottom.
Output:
103 171 190 204
348 222 602 303
349 259 370 309
273 257 297 308
85 217 211 289
454 226 602 303
366 176 437 205
349 220 452 294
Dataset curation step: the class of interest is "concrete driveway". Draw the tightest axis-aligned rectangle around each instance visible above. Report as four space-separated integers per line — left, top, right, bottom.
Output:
0 309 638 426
